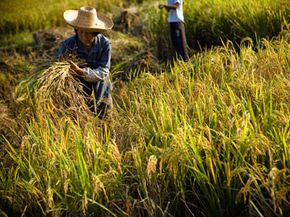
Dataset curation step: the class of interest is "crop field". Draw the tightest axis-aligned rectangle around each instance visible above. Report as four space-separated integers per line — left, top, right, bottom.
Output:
0 0 289 216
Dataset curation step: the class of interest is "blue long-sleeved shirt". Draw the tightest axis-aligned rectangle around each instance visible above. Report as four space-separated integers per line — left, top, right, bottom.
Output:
57 34 112 103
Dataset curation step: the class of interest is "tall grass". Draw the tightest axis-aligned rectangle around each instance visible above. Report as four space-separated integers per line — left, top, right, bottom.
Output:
147 0 290 59
0 0 122 34
0 0 156 34
1 32 289 216
114 34 290 216
1 118 122 216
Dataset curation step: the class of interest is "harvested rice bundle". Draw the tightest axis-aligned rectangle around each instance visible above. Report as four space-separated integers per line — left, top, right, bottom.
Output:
15 61 91 118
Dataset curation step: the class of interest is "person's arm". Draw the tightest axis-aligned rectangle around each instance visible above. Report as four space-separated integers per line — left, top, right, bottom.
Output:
57 36 77 59
60 37 112 82
57 38 84 76
159 2 180 11
82 66 110 82
57 42 68 59
68 61 110 81
80 40 112 82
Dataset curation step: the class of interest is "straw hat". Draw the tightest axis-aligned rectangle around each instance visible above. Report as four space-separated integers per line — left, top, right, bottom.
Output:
64 6 113 32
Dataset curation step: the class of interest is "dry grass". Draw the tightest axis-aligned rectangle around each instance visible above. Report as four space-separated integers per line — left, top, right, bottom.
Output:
14 61 92 120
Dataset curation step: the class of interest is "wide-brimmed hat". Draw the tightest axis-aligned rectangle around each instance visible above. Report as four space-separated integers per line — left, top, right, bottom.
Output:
64 6 113 32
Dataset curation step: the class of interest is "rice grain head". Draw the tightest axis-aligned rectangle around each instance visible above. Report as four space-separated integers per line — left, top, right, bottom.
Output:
92 175 106 200
147 155 158 179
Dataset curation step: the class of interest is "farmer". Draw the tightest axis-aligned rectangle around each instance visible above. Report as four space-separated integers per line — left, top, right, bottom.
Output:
159 0 189 61
57 6 114 119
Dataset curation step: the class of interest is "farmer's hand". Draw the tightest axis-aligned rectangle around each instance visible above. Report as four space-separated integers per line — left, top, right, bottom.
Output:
158 4 164 9
159 4 170 11
68 60 84 76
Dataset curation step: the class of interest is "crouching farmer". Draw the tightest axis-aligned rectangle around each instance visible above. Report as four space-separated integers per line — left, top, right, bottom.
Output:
57 6 114 119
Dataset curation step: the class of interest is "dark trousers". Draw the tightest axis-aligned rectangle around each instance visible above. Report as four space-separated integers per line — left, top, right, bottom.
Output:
75 76 113 119
169 22 189 61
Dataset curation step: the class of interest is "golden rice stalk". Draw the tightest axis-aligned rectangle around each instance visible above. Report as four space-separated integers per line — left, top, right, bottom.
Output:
47 185 54 209
146 155 158 179
92 174 106 201
15 61 91 117
108 142 122 172
82 189 88 214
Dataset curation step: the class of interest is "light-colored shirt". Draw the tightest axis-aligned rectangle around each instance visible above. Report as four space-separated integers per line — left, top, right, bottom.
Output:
167 0 184 23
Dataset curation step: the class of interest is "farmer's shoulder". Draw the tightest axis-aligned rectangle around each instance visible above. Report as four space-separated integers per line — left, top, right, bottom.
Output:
61 35 78 47
96 34 111 46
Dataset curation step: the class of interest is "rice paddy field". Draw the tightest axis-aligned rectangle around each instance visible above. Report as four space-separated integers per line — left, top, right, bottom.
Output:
0 0 289 216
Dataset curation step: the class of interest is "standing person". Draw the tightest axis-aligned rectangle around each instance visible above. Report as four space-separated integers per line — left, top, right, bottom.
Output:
159 0 189 61
57 6 114 119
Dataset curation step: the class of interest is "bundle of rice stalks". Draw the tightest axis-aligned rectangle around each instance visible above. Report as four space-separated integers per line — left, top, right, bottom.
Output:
14 61 91 119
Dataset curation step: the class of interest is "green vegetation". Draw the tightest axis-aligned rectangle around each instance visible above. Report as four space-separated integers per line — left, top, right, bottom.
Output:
0 0 150 34
1 35 290 216
0 0 121 34
0 31 33 49
147 0 290 59
0 0 289 216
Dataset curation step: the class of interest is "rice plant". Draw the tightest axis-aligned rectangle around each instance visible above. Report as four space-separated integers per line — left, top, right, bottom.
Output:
112 33 289 216
146 0 290 58
0 1 289 216
0 0 123 34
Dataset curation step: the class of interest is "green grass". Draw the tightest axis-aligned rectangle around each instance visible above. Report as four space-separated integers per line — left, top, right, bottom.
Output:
1 0 289 51
0 31 33 49
0 0 153 35
1 34 289 216
0 0 122 34
146 0 290 59
0 0 289 216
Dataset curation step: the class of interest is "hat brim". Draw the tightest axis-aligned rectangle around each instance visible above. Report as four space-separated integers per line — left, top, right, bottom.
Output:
64 10 114 32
